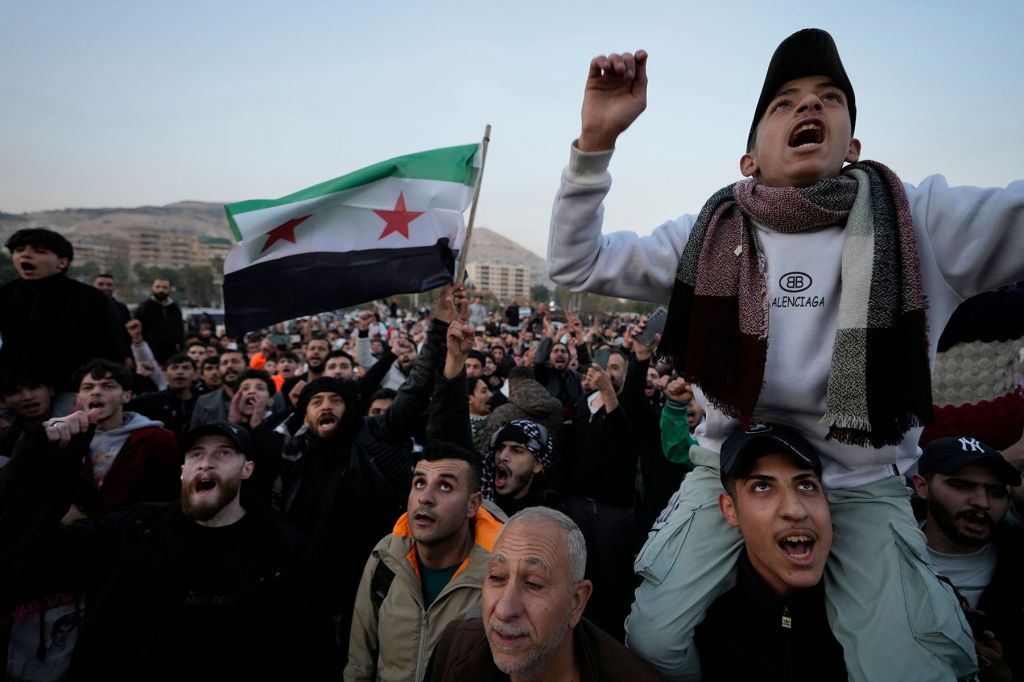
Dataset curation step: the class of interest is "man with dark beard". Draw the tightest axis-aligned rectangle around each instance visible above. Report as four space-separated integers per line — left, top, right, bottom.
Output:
190 349 247 428
303 335 331 382
133 278 185 366
274 377 402 662
912 437 1023 680
481 420 562 518
0 414 337 680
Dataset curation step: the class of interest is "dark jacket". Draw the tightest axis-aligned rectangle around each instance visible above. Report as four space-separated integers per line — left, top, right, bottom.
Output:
272 319 453 654
426 616 663 682
493 474 565 518
0 426 337 682
475 378 564 456
133 297 184 365
977 523 1024 679
129 388 198 442
567 392 636 508
0 273 128 392
533 337 586 416
695 549 847 682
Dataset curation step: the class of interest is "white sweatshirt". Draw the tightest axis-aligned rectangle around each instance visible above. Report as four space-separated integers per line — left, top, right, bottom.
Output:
548 145 1024 489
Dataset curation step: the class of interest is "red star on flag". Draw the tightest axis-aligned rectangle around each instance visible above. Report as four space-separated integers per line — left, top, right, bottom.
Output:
260 214 312 253
374 192 424 240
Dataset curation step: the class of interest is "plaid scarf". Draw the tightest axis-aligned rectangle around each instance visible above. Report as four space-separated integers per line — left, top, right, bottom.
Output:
659 161 933 448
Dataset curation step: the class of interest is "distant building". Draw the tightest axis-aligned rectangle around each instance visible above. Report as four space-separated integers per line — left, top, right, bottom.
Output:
69 230 230 271
466 261 531 302
74 234 130 270
194 235 232 264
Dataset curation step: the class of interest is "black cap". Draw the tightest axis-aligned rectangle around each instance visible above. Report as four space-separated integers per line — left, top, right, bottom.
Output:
747 28 856 151
182 420 253 459
721 423 823 481
919 437 1021 486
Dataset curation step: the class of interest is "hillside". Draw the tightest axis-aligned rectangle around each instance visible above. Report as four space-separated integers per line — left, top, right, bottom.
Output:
0 202 552 287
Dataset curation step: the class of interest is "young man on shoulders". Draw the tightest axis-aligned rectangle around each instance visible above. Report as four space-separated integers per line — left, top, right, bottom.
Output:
0 228 127 408
549 28 1024 679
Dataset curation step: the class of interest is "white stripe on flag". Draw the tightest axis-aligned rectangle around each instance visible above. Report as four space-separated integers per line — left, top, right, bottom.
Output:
230 177 473 244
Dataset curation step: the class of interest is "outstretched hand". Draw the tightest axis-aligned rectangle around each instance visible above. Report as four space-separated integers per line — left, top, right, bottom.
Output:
43 411 91 448
579 50 648 152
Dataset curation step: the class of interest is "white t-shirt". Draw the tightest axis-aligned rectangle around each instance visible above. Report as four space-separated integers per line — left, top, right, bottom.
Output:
925 539 997 609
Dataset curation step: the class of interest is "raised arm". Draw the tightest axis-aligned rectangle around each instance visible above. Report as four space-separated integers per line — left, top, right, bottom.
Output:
0 413 94 609
374 285 464 440
549 51 694 303
426 290 474 448
578 50 649 152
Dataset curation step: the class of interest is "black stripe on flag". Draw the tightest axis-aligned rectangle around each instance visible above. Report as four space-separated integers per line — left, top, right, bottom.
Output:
224 240 456 336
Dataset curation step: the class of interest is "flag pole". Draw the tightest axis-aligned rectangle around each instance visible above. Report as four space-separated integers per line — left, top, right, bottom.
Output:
454 124 491 284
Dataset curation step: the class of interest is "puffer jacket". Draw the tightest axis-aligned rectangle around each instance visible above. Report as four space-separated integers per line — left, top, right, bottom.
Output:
344 506 504 682
474 378 564 456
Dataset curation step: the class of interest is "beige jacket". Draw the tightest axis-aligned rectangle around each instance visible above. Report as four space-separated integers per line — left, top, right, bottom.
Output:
344 505 504 682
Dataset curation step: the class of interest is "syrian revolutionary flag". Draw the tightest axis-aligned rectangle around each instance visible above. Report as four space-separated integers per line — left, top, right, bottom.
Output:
222 143 480 335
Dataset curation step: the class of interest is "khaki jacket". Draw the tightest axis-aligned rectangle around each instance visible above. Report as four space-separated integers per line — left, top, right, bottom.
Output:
344 505 504 682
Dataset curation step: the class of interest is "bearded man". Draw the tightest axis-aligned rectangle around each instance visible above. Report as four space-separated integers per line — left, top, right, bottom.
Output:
0 415 337 680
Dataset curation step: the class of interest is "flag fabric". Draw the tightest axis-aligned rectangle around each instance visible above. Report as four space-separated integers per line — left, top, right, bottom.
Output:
222 143 480 335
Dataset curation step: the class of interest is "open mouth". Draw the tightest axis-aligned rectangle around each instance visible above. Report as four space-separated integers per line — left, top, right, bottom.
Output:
413 510 435 526
959 511 992 531
778 534 815 561
317 413 338 433
494 464 510 489
87 400 105 411
18 261 37 272
788 121 824 148
193 477 218 496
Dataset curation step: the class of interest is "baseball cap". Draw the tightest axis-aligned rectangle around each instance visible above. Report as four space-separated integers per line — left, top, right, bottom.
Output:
747 28 856 151
918 437 1021 486
720 423 823 481
182 420 253 459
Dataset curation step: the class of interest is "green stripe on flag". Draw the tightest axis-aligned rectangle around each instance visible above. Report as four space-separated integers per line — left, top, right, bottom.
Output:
225 143 479 223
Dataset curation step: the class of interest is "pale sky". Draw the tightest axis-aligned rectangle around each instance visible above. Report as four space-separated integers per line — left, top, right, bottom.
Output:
3 1 1022 257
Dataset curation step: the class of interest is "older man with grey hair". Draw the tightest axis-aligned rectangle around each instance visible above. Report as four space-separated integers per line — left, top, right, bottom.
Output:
426 507 660 681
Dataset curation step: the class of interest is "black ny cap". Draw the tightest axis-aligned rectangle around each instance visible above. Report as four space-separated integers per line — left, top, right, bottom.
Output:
919 437 1021 486
721 423 823 481
747 28 856 151
182 420 253 459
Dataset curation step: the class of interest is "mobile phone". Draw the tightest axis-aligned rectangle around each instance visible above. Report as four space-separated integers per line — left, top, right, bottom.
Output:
593 348 611 369
559 334 570 345
636 307 668 346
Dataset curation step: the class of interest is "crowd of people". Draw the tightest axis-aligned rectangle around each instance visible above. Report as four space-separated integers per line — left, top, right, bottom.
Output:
2 26 1024 682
